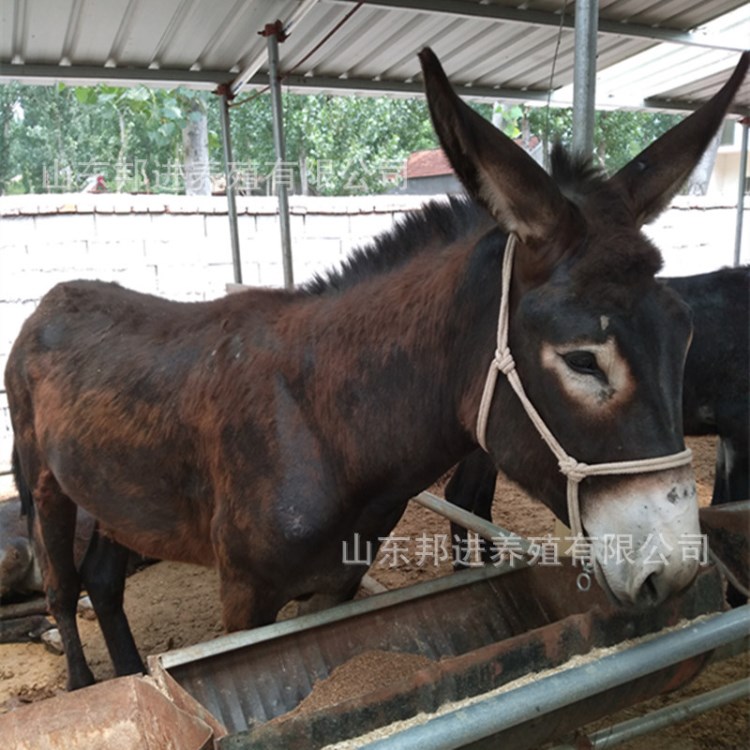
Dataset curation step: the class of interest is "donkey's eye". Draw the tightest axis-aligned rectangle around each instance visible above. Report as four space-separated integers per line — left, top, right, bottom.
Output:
562 350 602 377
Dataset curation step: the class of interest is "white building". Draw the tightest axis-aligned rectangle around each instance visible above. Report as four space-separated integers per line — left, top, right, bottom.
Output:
710 120 750 200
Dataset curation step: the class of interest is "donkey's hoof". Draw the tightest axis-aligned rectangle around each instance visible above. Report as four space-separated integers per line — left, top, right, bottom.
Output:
77 596 97 621
40 628 64 655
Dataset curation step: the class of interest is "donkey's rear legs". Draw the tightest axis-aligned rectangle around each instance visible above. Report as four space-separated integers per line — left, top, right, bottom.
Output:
34 470 94 690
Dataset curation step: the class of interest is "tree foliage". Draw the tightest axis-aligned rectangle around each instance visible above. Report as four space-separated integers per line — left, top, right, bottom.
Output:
0 80 684 196
216 92 439 195
523 106 683 173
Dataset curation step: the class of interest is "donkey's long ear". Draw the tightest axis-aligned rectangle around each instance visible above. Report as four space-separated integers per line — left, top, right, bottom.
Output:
419 48 569 248
611 53 749 227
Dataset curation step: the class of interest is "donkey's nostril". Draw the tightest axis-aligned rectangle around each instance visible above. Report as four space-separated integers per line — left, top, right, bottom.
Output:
636 571 661 607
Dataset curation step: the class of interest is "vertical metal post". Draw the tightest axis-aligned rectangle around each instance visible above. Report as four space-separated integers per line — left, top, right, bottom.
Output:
265 22 294 290
571 0 598 159
734 117 749 267
219 91 243 284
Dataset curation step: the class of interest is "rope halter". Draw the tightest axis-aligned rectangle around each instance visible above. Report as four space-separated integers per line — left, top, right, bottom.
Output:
475 233 693 540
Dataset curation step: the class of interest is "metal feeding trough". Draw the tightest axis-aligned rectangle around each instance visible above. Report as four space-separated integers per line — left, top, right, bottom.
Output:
148 558 739 750
700 499 750 595
1 499 745 749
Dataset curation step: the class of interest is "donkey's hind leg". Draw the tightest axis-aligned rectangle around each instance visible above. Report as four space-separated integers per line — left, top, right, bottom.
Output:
79 530 145 677
33 469 94 690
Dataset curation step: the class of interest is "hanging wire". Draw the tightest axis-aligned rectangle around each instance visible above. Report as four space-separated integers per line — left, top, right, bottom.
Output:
230 2 365 109
229 84 270 109
284 1 364 82
543 0 570 168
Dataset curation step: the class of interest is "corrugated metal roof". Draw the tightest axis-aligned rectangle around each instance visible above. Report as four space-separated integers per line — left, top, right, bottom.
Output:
551 3 750 111
0 0 748 113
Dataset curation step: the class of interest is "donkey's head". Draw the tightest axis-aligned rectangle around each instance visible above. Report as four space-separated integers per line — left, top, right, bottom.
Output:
420 48 749 607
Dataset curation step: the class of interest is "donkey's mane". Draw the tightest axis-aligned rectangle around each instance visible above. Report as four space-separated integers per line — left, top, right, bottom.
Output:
549 143 610 197
302 196 489 294
302 145 661 297
549 142 663 290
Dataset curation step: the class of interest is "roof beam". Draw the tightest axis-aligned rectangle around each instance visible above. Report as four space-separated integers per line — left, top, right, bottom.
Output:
328 0 747 53
0 63 229 88
248 70 750 116
4 63 747 117
643 95 750 116
249 71 551 102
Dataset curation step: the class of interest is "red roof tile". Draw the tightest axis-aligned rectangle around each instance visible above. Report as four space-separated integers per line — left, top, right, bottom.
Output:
405 149 454 179
406 137 541 180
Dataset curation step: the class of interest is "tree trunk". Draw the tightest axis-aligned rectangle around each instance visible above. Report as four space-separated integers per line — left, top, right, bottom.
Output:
116 108 128 192
299 150 309 195
183 100 210 196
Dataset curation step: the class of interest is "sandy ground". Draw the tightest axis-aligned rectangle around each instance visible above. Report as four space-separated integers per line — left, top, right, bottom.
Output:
0 435 747 748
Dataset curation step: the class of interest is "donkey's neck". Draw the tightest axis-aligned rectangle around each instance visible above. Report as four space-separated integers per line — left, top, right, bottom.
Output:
298 223 505 498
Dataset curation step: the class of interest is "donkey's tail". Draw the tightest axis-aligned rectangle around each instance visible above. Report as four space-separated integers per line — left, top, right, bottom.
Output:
11 443 35 535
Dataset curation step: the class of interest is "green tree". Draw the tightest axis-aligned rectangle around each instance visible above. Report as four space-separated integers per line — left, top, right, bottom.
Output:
3 83 93 193
594 109 684 173
0 83 21 192
73 85 213 193
0 80 686 196
524 105 683 173
221 93 440 195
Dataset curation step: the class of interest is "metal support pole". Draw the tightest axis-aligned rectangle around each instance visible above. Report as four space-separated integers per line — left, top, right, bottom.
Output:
734 117 749 267
219 92 243 284
572 0 598 159
265 22 295 290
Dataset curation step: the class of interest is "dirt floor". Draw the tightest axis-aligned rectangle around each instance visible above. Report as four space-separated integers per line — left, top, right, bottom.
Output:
0 435 747 748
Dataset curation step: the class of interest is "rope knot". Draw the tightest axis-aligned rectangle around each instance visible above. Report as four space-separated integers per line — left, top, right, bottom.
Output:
494 347 515 374
559 456 589 483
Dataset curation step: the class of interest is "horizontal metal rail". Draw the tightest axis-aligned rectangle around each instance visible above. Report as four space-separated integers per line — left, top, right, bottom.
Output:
552 677 750 749
413 491 532 554
362 604 750 750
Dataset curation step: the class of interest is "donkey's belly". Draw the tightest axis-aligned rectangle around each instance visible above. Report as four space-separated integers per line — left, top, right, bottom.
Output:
49 441 216 567
105 519 216 567
72 484 216 567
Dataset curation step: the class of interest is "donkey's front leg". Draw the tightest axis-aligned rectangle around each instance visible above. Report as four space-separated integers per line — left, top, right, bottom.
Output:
34 470 94 690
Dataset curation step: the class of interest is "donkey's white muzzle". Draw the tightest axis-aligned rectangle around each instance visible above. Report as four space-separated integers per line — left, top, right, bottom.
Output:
582 465 701 607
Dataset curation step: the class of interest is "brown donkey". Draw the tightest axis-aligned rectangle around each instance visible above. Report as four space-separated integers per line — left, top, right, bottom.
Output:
5 49 748 690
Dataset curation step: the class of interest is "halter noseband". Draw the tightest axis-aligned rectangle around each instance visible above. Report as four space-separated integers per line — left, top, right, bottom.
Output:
475 233 693 540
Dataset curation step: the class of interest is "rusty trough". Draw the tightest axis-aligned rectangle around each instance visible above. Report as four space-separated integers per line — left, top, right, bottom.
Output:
146 559 737 750
700 499 750 596
0 675 213 750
